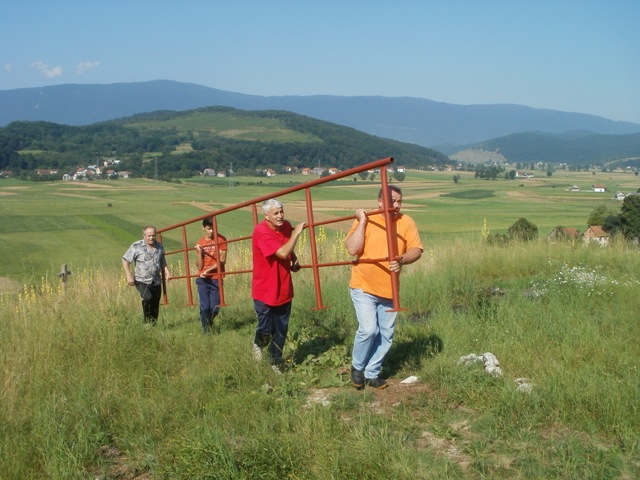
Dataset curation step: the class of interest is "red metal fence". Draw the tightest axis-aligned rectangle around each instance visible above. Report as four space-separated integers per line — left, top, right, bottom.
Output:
158 156 406 311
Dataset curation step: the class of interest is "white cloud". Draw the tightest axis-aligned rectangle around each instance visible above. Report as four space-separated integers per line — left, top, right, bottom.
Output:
31 61 63 78
76 61 99 75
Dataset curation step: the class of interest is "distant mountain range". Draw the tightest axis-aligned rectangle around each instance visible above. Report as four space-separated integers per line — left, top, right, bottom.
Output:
1 80 639 149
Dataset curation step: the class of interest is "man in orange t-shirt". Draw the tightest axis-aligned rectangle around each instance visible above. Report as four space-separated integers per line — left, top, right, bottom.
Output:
346 185 423 389
194 217 227 333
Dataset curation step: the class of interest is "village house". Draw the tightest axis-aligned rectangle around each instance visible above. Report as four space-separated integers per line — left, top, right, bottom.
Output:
583 225 609 246
568 185 580 192
73 168 87 181
34 169 59 176
547 227 579 242
515 171 535 178
592 183 606 193
301 168 311 175
613 192 626 201
203 168 216 176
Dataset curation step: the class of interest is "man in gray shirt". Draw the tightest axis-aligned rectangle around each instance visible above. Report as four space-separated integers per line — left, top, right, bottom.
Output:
122 225 171 325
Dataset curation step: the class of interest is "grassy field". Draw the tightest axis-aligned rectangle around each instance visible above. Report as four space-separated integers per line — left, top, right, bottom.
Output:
128 109 322 143
1 168 637 286
1 169 639 478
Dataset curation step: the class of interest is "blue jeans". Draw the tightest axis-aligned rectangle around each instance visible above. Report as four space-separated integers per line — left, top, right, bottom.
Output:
350 288 397 380
196 277 221 333
253 299 291 365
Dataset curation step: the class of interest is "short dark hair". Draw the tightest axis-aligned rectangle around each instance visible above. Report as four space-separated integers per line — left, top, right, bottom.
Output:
378 185 402 200
202 217 213 228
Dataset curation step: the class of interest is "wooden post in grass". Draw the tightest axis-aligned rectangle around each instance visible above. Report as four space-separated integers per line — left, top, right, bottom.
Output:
57 264 71 295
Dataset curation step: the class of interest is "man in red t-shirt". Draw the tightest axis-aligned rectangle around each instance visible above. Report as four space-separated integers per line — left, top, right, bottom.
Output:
251 198 306 370
194 217 227 333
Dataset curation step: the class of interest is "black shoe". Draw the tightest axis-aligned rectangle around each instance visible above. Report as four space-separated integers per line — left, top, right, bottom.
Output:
350 367 364 389
365 377 389 389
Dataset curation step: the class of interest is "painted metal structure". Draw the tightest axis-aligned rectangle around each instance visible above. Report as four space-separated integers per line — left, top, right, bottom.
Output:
158 157 406 311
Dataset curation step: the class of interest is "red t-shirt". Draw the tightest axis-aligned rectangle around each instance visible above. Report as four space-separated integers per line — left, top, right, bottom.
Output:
196 234 227 278
252 220 294 306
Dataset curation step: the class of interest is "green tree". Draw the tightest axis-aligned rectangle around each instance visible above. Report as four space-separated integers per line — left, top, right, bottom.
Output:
620 194 640 241
603 213 622 236
508 217 538 241
588 205 618 226
393 171 406 182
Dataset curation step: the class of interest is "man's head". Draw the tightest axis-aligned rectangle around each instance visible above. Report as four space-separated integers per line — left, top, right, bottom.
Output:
378 185 403 217
143 226 157 246
263 198 285 231
202 217 214 238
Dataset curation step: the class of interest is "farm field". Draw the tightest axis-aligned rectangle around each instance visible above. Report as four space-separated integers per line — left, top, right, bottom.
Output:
1 168 637 288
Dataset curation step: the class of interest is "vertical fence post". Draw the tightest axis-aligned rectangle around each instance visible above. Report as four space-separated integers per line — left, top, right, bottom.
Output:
379 168 404 312
181 225 195 306
305 187 328 310
57 264 71 295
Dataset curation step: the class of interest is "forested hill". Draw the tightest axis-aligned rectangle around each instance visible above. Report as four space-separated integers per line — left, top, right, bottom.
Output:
0 106 449 179
473 131 640 165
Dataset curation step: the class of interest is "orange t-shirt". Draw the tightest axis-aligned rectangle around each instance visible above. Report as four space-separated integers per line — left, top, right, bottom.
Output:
348 213 423 299
196 234 227 278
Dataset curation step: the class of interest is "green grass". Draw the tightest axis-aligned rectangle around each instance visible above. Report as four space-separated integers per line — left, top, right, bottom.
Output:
441 189 496 200
128 110 321 143
1 169 638 284
1 239 638 479
0 168 639 477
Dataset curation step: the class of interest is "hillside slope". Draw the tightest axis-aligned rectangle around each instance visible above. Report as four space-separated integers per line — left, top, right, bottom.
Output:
2 80 638 147
0 107 448 177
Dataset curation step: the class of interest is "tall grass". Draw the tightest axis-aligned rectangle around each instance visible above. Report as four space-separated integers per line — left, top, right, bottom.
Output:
1 238 639 479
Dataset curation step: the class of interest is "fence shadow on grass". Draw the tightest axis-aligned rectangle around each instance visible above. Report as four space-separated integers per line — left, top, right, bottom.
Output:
291 332 349 365
383 331 444 377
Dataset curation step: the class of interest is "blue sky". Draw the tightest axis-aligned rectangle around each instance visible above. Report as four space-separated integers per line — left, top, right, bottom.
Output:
2 0 639 123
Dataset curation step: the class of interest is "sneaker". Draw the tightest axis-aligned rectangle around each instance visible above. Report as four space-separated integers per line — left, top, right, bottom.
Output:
365 377 389 389
350 367 364 389
252 343 263 362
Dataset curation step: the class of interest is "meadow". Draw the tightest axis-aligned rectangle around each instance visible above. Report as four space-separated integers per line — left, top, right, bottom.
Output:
1 169 639 478
1 168 638 287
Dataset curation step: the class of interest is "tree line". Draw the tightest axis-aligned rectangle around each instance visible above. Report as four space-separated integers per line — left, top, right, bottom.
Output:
0 107 449 180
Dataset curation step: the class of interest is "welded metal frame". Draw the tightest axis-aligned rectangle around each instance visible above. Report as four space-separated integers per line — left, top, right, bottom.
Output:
157 156 405 311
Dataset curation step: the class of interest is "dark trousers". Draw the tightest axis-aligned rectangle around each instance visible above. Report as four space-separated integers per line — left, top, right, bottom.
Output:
253 299 291 365
196 277 221 333
135 281 162 324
